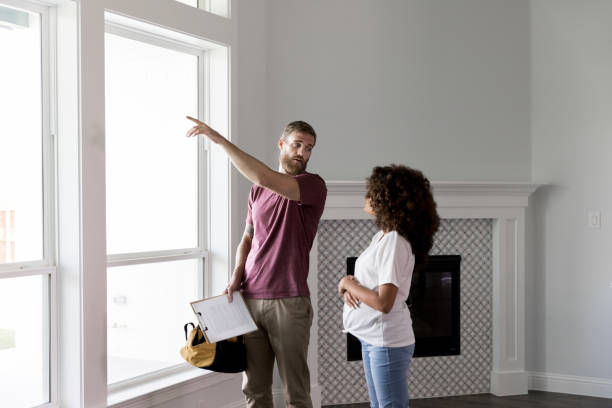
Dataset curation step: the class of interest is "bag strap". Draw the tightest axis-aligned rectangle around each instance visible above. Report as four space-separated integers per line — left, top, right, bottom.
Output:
184 322 195 340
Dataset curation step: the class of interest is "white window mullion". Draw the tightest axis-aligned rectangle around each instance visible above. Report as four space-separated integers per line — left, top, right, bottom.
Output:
105 21 208 57
40 5 59 403
53 0 80 404
107 249 208 268
198 50 210 297
0 262 54 277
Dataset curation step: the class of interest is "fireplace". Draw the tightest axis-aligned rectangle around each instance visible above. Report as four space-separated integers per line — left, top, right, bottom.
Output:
346 255 461 360
316 181 536 404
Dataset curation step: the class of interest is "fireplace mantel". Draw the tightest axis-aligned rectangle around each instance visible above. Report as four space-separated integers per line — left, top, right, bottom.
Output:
319 180 539 396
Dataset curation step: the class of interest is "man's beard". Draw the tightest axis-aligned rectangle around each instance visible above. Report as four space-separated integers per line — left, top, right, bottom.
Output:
280 153 308 175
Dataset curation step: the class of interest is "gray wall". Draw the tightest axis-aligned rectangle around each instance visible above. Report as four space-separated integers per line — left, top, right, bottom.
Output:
528 0 612 380
233 0 612 398
234 0 269 240
234 0 532 228
264 0 531 182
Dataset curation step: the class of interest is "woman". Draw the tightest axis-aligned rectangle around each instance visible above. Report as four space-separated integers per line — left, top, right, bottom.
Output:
338 164 440 408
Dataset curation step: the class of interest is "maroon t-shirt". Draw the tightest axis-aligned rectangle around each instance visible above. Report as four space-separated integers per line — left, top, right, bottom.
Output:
242 172 327 299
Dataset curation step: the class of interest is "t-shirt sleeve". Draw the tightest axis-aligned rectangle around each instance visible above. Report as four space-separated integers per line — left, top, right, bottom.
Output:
295 173 327 207
377 232 411 288
245 185 255 226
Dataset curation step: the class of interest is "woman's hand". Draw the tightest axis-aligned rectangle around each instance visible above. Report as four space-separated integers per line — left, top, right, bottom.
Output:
338 275 357 295
343 291 360 308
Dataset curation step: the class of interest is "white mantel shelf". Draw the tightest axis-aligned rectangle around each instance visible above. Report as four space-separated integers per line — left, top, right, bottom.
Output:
318 180 541 397
326 180 539 194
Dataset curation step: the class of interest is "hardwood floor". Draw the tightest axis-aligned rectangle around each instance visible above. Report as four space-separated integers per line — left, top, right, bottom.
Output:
323 391 612 408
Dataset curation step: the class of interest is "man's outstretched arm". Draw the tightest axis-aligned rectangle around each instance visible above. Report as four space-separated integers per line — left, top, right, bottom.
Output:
186 116 300 201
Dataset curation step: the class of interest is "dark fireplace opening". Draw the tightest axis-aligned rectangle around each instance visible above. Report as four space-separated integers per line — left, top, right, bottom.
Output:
346 254 461 360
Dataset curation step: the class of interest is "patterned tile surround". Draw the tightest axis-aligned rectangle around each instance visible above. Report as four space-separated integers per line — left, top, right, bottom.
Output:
317 218 493 405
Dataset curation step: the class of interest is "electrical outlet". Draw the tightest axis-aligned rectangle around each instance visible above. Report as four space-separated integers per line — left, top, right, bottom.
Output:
588 211 601 229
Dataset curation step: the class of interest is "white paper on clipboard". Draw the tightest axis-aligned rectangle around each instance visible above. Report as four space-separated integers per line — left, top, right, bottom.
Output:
190 292 257 343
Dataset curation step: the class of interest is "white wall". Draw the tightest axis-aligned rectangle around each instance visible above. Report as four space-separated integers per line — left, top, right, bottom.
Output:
264 0 531 182
528 0 612 394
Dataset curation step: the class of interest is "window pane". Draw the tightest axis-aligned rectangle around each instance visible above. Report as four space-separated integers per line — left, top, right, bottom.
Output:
105 34 199 254
175 0 198 7
0 5 43 264
174 0 229 18
207 0 230 18
0 275 48 406
107 259 201 384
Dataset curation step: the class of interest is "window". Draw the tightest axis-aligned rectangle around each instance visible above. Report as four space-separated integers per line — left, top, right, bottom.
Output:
174 0 230 18
105 22 209 385
0 1 55 406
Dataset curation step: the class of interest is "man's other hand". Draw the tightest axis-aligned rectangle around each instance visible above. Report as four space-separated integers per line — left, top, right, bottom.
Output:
223 279 242 303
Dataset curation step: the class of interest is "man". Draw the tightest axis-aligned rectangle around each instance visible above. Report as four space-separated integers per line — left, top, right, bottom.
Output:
186 117 327 408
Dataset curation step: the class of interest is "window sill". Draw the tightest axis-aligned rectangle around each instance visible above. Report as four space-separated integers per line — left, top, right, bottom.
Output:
108 365 240 408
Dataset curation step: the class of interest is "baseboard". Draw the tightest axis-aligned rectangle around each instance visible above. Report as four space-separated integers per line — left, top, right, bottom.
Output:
490 370 528 396
528 371 612 399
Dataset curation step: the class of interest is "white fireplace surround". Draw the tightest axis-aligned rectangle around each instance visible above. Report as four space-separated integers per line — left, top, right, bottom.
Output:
318 180 539 397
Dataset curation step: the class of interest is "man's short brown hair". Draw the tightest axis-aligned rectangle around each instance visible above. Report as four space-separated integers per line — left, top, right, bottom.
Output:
282 121 317 142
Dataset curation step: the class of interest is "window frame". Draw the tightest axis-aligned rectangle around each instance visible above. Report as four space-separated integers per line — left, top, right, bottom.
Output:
103 19 213 390
175 0 231 19
0 0 58 406
40 0 236 405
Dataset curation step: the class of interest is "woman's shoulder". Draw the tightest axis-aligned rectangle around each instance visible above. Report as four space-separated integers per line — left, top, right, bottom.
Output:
369 230 384 245
382 231 413 255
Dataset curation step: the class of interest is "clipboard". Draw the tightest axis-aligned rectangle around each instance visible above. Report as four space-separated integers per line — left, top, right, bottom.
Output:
189 292 257 343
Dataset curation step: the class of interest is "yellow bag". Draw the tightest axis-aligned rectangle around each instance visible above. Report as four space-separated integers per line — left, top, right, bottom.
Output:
180 323 247 373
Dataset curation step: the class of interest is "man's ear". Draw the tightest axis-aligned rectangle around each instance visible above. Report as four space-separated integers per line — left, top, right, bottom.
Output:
278 137 284 150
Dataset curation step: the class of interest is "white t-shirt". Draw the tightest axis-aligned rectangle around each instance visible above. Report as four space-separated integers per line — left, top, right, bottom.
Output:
342 230 416 347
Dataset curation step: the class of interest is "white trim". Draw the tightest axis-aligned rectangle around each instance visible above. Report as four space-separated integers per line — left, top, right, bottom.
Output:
491 370 529 396
108 364 192 393
307 241 321 408
103 7 231 49
198 0 231 20
321 180 540 397
108 370 241 408
0 0 49 13
106 249 208 268
326 181 539 209
199 48 210 296
327 180 539 194
105 21 208 56
47 5 59 399
0 263 55 278
55 1 81 406
529 371 612 399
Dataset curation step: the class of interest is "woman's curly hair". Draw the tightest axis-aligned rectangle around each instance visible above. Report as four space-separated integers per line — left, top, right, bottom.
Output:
366 164 440 268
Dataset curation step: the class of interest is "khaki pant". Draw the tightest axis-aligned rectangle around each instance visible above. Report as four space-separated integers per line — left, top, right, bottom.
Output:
242 297 313 408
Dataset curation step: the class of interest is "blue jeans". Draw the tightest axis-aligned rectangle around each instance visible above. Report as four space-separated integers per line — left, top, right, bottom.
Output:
361 340 415 408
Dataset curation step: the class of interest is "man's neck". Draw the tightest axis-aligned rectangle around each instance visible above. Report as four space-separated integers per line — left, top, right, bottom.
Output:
278 165 305 176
